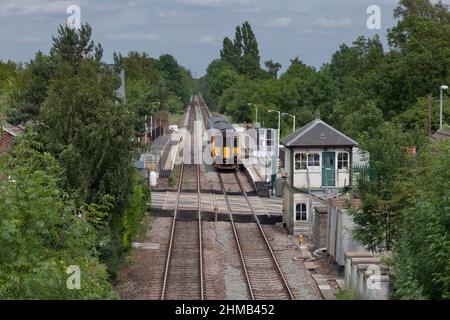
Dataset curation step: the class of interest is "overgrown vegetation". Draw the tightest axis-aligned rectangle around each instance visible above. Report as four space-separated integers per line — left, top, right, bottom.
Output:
0 140 117 299
336 288 359 301
0 22 193 298
169 165 181 189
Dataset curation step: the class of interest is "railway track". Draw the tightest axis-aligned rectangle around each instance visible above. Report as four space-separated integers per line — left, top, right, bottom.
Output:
161 99 204 300
173 95 294 300
200 96 292 299
218 170 295 300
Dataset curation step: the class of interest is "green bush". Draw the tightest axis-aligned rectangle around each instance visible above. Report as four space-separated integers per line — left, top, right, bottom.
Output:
0 143 117 299
103 175 149 278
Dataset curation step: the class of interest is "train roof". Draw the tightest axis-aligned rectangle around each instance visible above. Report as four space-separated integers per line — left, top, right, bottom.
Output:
208 117 235 131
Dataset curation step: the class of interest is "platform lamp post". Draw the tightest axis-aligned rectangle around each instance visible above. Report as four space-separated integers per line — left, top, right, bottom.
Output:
440 85 448 129
150 101 161 140
268 109 282 193
268 109 281 152
282 113 296 133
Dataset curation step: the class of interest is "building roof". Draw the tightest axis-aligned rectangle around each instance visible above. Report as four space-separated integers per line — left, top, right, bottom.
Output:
2 123 25 137
281 118 357 148
208 117 235 131
431 128 450 143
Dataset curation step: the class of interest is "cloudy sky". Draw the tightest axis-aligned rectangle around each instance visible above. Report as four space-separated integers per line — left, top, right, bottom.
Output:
0 0 438 77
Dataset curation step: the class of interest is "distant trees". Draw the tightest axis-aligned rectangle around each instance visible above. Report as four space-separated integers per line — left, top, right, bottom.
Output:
6 52 55 124
220 37 240 69
0 60 17 123
218 21 262 78
113 51 196 135
264 60 282 79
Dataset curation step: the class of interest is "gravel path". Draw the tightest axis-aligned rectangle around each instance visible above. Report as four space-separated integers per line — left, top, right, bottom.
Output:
203 221 249 300
115 217 172 300
262 224 323 300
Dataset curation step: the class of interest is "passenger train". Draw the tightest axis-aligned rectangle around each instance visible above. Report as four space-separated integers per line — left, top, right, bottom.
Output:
207 117 240 170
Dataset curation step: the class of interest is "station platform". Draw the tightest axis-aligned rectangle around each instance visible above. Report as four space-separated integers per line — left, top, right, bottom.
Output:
159 133 182 177
242 163 272 197
135 135 171 175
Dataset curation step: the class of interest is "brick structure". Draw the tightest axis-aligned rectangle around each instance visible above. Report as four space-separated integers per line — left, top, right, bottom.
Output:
1 123 24 155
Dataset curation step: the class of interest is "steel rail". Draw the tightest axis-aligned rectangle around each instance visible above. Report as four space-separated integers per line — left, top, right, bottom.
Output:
196 106 205 301
234 171 295 300
218 172 255 300
161 96 204 300
161 161 185 300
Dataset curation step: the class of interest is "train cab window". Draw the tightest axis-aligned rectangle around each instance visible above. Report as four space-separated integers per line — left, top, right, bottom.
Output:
234 136 239 148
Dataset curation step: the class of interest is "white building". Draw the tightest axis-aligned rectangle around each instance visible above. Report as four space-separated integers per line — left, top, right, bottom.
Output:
281 117 358 236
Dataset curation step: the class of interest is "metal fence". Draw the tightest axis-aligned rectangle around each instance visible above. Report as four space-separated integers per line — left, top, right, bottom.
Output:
352 165 377 186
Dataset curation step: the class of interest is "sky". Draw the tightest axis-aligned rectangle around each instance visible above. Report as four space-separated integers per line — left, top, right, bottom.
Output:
0 0 443 77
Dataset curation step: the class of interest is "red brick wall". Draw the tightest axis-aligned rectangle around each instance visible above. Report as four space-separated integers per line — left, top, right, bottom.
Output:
0 131 15 155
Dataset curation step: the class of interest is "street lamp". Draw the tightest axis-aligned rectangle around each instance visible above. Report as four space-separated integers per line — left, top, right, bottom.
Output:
248 103 259 127
282 113 296 133
440 85 448 129
268 109 281 147
149 101 161 142
268 109 282 194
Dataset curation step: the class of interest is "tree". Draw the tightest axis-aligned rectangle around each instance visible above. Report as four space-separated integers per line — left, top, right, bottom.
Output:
158 54 191 104
38 25 148 276
199 59 236 108
40 60 134 202
234 26 243 60
264 60 282 79
241 21 260 64
220 37 239 69
218 21 262 78
391 140 450 299
50 23 103 67
380 0 450 116
281 56 315 81
351 122 426 252
7 52 55 124
0 140 117 299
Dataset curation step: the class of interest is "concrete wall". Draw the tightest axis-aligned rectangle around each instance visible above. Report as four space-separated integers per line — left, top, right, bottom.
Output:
327 203 367 266
344 254 391 300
